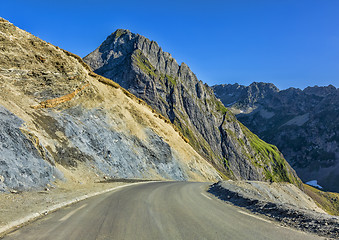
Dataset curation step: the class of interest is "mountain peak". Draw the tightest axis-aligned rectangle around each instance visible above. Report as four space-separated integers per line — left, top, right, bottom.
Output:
113 28 131 37
84 29 179 85
103 29 135 45
303 84 338 96
249 82 280 92
84 31 301 186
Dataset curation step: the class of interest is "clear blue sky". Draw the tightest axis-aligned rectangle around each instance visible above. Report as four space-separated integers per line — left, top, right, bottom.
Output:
1 0 338 90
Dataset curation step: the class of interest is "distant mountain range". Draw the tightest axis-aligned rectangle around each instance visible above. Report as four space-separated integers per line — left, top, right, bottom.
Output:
84 29 300 185
213 83 339 192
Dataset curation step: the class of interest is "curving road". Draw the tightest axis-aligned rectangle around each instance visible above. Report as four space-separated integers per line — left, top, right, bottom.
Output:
4 182 324 240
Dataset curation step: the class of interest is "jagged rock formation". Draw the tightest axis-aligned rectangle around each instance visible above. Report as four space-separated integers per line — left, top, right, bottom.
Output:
213 82 339 192
0 18 221 192
84 29 301 185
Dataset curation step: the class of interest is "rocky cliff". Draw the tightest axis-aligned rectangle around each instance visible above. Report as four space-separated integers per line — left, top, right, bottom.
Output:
0 18 222 192
213 82 339 192
84 29 301 185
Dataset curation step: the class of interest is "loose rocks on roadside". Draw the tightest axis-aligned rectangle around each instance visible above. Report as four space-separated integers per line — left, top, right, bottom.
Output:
208 181 339 239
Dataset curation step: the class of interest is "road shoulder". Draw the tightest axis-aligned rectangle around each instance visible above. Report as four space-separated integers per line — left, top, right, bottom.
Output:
0 180 152 237
208 181 339 239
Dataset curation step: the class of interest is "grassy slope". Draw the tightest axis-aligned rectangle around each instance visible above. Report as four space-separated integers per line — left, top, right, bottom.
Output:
239 122 301 185
304 184 339 215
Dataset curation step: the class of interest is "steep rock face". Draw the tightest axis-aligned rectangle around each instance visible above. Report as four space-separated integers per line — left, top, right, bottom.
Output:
0 19 221 191
0 106 61 191
213 82 339 192
84 30 301 185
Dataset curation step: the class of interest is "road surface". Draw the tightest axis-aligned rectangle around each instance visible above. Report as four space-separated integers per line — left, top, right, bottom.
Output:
3 182 324 240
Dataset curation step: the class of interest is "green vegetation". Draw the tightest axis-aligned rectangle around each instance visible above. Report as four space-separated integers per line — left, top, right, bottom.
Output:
173 119 199 149
132 50 158 78
239 122 298 184
132 50 178 87
173 116 230 177
215 99 228 114
216 156 234 179
159 73 177 86
114 29 125 39
304 184 339 215
206 98 228 115
222 158 234 174
166 74 177 86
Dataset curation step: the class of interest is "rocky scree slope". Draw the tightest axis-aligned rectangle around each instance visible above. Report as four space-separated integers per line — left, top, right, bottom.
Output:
84 29 301 186
209 181 339 239
0 18 221 192
213 82 339 192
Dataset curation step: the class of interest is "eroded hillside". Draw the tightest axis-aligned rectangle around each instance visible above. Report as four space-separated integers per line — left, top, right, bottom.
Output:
0 18 221 192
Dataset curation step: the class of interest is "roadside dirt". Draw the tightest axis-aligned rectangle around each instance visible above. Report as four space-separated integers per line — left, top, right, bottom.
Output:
0 182 127 229
0 162 135 236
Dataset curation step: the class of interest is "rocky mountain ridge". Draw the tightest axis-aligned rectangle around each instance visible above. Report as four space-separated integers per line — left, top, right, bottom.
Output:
0 18 221 192
84 29 301 185
213 82 339 192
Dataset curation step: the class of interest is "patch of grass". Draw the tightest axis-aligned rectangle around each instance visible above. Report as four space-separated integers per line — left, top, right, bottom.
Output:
304 184 339 215
239 122 298 184
132 50 158 78
114 29 125 39
159 73 177 86
264 169 274 181
223 158 230 169
173 117 226 172
174 120 199 149
215 99 228 114
207 98 228 115
166 74 177 86
222 158 235 179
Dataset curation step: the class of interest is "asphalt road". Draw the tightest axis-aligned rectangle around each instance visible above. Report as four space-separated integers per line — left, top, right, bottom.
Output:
3 182 324 240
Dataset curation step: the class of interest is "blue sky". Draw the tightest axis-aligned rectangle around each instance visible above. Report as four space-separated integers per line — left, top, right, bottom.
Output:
1 0 338 89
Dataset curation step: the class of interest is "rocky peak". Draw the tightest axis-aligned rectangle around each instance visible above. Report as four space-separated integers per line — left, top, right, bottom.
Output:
239 82 279 107
84 30 301 186
303 85 337 97
248 82 279 93
212 82 279 110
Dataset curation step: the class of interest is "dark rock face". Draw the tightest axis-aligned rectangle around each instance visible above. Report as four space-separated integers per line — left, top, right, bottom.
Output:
213 83 339 192
213 82 279 110
84 30 301 185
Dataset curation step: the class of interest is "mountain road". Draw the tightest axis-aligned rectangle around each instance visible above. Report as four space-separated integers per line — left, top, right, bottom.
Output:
3 181 324 240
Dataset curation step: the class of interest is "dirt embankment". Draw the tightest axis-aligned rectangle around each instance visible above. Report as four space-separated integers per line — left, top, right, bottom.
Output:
0 17 221 194
209 181 339 239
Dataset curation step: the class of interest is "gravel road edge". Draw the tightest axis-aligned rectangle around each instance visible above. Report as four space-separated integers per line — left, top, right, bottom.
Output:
208 181 339 239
